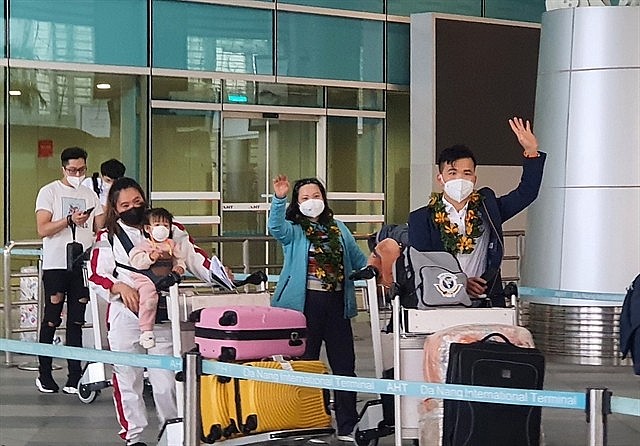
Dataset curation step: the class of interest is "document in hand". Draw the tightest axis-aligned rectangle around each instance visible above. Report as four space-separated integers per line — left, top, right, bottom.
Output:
209 256 234 290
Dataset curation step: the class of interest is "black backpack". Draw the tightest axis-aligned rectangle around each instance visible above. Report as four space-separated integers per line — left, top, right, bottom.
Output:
367 223 409 252
90 172 101 195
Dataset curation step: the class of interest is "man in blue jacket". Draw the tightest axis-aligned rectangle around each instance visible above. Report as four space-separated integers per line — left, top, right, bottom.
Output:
408 117 546 307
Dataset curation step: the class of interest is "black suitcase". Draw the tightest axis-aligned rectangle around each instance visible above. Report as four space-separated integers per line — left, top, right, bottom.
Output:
443 332 545 446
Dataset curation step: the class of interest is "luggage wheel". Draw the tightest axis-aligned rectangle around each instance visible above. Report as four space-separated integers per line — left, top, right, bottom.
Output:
78 386 100 404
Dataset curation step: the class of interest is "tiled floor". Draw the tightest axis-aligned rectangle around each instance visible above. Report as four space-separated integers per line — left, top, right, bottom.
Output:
1 318 639 446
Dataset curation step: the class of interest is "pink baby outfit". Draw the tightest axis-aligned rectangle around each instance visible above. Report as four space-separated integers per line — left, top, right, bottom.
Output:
129 238 186 331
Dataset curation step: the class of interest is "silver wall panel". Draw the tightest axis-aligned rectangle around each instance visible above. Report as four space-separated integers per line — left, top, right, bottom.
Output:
523 6 640 295
572 7 640 70
533 71 571 188
521 187 567 289
560 188 640 292
566 69 640 187
537 9 574 74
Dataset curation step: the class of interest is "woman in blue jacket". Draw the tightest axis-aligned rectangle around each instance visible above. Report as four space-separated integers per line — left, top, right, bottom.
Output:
268 174 367 442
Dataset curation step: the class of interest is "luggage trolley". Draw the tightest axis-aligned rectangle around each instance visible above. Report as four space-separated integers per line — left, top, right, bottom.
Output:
76 270 269 404
159 273 336 446
77 257 112 404
355 275 518 446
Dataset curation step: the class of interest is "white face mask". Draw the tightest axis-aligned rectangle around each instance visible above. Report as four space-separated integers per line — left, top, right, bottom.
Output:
151 225 170 242
67 175 85 188
101 182 111 196
444 178 475 202
299 199 325 219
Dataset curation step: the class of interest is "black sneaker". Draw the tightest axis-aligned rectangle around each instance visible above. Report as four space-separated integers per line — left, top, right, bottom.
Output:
36 376 59 393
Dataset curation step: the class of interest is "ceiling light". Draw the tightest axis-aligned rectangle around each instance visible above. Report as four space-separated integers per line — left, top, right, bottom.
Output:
9 90 22 96
96 83 111 90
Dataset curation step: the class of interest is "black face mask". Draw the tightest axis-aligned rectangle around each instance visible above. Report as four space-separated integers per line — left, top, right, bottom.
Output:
119 205 146 226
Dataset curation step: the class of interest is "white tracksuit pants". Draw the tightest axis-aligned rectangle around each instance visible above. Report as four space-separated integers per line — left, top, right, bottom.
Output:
107 309 177 444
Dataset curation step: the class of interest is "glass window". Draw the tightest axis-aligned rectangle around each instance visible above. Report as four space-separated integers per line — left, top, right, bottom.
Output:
1 7 5 58
326 114 384 244
485 0 545 23
153 0 273 74
387 0 481 16
385 92 410 225
151 109 220 242
151 110 220 193
9 68 147 241
387 23 410 86
9 0 147 66
224 81 323 107
1 68 5 244
326 116 383 193
222 117 317 205
327 87 384 111
279 0 383 13
277 12 383 83
152 76 221 102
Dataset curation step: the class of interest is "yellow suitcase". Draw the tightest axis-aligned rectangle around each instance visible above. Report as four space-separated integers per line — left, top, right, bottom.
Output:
231 359 332 435
200 374 236 443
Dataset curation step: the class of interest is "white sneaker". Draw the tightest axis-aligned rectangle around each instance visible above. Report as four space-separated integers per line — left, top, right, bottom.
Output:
62 385 79 395
139 331 155 349
336 433 356 443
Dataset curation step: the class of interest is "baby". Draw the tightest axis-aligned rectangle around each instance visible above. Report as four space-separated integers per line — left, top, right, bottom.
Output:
129 208 186 348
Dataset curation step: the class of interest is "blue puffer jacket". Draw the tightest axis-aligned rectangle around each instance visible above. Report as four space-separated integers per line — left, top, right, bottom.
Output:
268 196 368 319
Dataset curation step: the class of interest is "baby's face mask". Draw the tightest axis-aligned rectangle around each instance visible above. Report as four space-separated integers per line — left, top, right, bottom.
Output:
147 221 171 242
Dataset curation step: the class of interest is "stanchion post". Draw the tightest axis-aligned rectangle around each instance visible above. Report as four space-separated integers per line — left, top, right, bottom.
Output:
183 350 202 446
586 387 612 446
3 244 13 366
242 239 250 274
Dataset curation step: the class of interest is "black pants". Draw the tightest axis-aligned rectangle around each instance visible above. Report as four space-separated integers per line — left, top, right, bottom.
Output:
303 289 358 436
39 269 88 382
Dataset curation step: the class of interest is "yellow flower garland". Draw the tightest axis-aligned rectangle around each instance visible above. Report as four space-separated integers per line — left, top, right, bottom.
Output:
427 192 484 254
300 219 344 291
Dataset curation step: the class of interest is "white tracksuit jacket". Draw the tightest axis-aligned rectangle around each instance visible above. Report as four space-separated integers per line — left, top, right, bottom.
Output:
89 220 214 444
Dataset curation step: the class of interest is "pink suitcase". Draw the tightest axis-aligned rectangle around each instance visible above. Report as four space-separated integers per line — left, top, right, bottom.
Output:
191 306 307 361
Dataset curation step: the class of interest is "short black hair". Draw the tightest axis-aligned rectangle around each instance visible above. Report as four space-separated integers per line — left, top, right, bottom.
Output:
100 159 126 179
437 144 477 172
60 147 88 165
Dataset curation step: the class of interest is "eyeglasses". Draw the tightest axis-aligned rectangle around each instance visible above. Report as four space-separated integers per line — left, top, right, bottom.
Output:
64 166 87 175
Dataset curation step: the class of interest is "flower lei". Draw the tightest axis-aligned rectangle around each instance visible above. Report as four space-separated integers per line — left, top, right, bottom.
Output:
427 191 484 255
299 219 344 291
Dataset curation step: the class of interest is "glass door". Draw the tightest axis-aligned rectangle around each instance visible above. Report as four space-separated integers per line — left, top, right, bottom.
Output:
220 113 321 272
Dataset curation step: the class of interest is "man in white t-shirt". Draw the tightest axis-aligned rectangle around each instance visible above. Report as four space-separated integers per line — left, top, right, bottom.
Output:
35 146 105 394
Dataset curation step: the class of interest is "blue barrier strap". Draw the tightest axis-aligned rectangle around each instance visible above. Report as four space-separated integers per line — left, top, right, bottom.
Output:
0 339 182 372
518 286 625 303
0 339 588 411
202 360 585 410
1 248 42 256
6 338 640 415
611 396 640 417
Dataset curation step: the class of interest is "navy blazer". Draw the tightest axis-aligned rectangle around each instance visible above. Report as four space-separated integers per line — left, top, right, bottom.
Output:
408 153 546 299
620 274 640 375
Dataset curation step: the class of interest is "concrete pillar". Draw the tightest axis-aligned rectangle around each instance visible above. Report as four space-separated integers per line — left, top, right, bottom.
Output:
523 6 640 292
